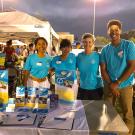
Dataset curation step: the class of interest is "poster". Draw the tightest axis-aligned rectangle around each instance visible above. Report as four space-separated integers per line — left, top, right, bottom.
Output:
55 70 75 88
25 87 37 108
38 88 48 113
15 86 25 107
55 70 78 105
0 70 8 108
0 53 6 69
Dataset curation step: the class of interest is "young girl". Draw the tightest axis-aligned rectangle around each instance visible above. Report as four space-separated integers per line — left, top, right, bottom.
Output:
23 37 51 88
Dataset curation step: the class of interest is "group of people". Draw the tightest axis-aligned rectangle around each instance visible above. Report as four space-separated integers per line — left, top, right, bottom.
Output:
22 19 135 135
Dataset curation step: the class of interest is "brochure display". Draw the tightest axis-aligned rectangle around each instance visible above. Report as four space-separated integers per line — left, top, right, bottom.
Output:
15 87 49 113
0 70 8 108
25 87 37 108
37 88 48 113
15 86 25 107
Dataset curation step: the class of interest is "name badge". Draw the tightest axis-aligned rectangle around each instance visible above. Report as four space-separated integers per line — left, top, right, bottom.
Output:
56 61 61 64
36 62 42 66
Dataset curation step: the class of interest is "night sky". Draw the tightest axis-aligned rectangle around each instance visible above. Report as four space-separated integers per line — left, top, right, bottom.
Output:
3 0 135 38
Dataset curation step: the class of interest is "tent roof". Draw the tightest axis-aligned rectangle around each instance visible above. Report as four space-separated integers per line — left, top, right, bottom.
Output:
0 10 59 44
0 10 48 25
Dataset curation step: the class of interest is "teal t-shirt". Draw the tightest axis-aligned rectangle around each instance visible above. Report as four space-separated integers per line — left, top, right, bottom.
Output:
51 53 77 79
77 51 103 90
24 54 51 78
51 53 76 71
100 39 135 88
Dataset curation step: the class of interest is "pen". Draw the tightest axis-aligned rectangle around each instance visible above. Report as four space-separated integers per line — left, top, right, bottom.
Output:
54 117 66 121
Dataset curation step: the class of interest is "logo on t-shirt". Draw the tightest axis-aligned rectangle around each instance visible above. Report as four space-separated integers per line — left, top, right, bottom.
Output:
69 59 73 64
91 59 95 64
118 50 123 58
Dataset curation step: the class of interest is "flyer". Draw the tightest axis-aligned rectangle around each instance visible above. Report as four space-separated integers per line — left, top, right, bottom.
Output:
38 88 48 113
15 86 25 107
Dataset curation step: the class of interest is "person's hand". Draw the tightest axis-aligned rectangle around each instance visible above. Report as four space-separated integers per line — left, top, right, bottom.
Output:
111 89 120 97
110 81 119 90
109 81 120 97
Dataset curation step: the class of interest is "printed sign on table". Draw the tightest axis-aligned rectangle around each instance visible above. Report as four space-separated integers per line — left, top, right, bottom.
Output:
0 70 8 108
0 53 6 69
55 70 75 88
15 86 25 107
55 70 78 105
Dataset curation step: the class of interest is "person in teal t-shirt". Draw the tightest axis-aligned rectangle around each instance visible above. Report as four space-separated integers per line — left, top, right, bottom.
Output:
50 39 77 103
23 37 51 88
51 39 76 80
77 33 103 100
100 19 135 135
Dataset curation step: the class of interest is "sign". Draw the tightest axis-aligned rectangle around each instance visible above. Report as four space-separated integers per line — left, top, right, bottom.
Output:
0 70 8 108
0 53 6 69
55 70 78 105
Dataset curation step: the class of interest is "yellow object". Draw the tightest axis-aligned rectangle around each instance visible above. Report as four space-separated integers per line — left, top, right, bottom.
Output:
55 86 75 102
0 87 8 105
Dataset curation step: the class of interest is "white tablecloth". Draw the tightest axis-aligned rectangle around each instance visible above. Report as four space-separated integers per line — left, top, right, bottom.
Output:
0 100 89 135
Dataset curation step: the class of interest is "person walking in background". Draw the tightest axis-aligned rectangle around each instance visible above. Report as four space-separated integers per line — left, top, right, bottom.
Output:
100 19 135 135
4 40 18 68
77 33 103 100
23 37 51 88
4 40 18 97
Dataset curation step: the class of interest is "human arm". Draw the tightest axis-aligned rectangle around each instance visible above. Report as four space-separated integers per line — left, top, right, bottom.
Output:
110 42 135 91
100 63 111 84
100 63 120 96
23 70 30 86
110 60 135 90
23 55 32 86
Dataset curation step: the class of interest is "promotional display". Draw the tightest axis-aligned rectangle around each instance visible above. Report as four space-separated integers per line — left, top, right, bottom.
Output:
55 70 78 105
0 53 6 69
38 88 48 113
15 86 25 107
25 87 37 108
55 70 75 88
0 70 8 108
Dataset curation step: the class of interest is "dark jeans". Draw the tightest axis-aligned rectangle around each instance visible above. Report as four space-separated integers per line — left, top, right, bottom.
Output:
77 87 103 100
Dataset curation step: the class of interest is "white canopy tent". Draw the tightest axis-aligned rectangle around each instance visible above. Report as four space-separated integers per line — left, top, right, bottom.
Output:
0 40 26 46
0 10 59 54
